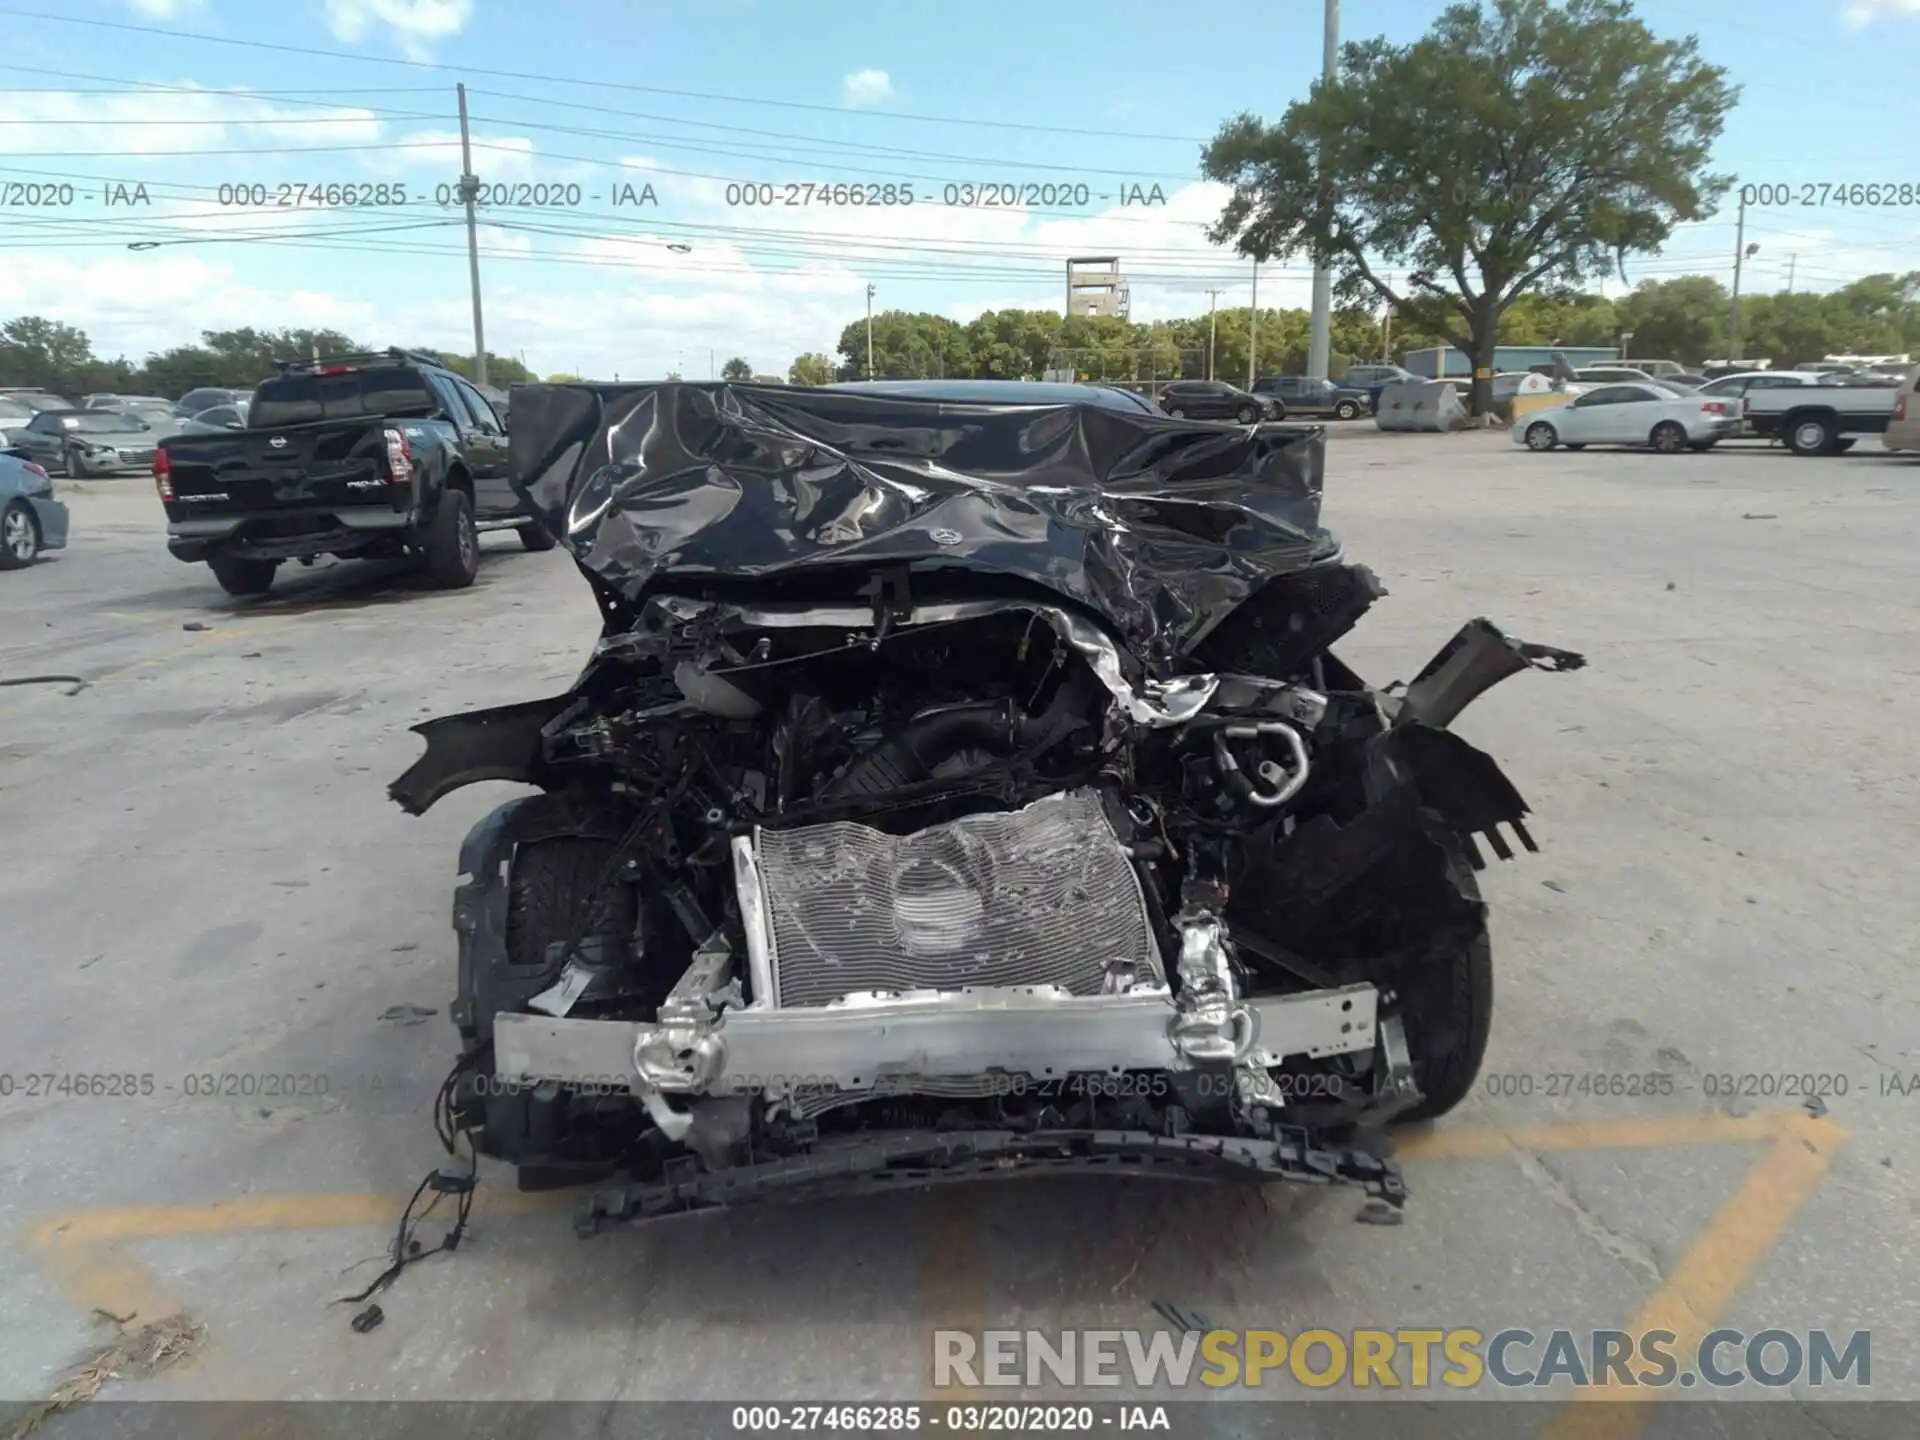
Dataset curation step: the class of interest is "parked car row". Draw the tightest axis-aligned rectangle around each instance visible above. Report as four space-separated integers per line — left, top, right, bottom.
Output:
1508 363 1919 457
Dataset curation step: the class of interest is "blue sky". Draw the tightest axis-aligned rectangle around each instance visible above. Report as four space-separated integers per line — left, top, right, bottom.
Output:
1 0 1916 378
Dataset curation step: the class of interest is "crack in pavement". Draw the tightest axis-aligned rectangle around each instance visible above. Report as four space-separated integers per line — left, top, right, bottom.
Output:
1514 1147 1666 1290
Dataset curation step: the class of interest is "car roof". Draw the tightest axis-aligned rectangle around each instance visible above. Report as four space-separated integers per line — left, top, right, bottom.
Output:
825 379 1162 410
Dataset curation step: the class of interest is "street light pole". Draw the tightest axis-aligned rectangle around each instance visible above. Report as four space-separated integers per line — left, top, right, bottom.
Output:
1205 289 1222 380
866 283 877 378
455 83 487 388
1729 189 1749 361
1306 0 1339 381
1247 262 1260 389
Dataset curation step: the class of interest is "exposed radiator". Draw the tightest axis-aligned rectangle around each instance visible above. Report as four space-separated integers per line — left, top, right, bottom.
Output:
747 789 1162 1008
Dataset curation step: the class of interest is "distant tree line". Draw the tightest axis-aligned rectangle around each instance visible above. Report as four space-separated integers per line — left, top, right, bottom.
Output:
7 267 1914 403
0 317 536 399
802 272 1920 386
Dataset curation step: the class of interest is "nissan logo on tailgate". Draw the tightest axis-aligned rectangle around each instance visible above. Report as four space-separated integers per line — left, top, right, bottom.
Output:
268 435 288 449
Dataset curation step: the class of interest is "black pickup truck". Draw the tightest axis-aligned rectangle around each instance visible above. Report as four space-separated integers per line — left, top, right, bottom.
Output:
154 348 551 596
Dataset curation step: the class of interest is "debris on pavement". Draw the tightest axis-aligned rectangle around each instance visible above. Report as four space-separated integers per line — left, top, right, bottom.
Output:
182 621 212 632
8 1313 204 1439
350 1304 385 1335
1150 1302 1213 1334
1356 1197 1406 1226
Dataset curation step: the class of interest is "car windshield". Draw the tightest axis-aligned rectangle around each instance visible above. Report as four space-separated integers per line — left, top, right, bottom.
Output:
65 411 149 433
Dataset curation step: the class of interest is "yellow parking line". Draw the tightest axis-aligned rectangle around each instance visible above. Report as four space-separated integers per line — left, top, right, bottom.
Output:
1539 1112 1846 1440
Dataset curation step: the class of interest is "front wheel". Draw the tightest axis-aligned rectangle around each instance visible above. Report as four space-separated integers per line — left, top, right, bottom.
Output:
1334 400 1361 420
1524 421 1558 451
62 448 84 479
1832 438 1857 454
518 518 557 552
208 556 278 595
1393 851 1493 1124
1650 421 1687 454
1235 404 1258 424
1564 443 1585 451
0 500 40 569
425 489 479 588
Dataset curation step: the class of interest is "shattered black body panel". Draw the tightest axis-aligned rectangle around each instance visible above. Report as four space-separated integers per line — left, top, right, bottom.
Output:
508 381 1337 668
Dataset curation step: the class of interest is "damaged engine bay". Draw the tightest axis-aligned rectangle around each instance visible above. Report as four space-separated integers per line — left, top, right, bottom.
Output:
390 381 1584 1229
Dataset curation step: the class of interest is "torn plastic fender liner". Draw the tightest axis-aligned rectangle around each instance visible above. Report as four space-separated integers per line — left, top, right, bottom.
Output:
388 695 574 816
1393 618 1585 732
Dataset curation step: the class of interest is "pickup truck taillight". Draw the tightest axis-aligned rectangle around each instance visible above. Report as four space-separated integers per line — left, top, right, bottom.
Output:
1895 394 1909 421
383 427 412 485
1742 396 1752 416
152 446 173 501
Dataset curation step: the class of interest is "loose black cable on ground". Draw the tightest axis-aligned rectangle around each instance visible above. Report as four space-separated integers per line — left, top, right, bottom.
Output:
333 1053 480 1312
1 675 88 690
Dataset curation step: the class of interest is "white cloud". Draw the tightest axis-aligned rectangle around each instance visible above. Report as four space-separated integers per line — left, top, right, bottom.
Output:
0 88 382 159
1842 0 1920 26
127 0 209 18
323 0 474 61
840 70 895 108
0 250 383 359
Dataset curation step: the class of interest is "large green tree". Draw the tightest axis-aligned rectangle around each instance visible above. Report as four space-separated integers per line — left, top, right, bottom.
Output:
1199 0 1737 412
1614 277 1730 365
789 352 835 386
720 356 754 381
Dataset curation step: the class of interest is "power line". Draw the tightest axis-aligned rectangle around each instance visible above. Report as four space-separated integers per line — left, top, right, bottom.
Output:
0 7 1208 143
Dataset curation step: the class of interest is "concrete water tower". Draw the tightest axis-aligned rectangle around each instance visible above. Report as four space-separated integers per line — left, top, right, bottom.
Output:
1065 257 1129 319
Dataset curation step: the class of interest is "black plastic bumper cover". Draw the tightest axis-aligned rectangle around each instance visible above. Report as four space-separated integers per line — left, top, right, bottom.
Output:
573 1127 1406 1233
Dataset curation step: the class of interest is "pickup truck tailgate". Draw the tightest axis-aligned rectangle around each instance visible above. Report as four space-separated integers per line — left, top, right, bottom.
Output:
160 420 397 516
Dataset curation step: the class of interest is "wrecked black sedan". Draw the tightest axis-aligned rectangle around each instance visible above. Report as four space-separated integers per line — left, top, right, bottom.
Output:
391 381 1582 1228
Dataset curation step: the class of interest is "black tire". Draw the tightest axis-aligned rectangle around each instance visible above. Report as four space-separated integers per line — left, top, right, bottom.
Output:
1832 438 1856 454
62 447 83 480
505 837 637 972
1564 443 1585 451
1334 400 1361 420
1688 440 1715 452
1235 404 1258 424
425 487 479 588
1394 850 1493 1124
207 556 278 596
1650 421 1687 454
1524 421 1558 451
518 518 557 552
0 500 40 569
1787 413 1839 457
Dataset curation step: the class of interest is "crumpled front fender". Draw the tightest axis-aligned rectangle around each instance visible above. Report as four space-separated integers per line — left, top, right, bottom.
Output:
1392 617 1585 732
387 694 574 816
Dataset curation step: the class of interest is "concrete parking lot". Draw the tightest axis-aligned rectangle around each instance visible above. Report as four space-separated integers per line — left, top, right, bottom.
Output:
2 431 1917 1434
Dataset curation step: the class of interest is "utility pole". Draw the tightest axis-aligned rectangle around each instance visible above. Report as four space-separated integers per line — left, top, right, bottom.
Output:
709 349 714 380
1305 0 1339 381
455 83 487 388
1205 289 1222 380
1786 253 1797 293
1729 189 1748 361
1247 262 1260 388
866 283 877 378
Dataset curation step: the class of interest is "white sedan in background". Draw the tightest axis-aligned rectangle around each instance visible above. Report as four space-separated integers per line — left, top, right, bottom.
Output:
1511 382 1742 454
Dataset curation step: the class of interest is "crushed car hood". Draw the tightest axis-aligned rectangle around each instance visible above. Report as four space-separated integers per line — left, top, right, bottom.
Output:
509 382 1338 667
